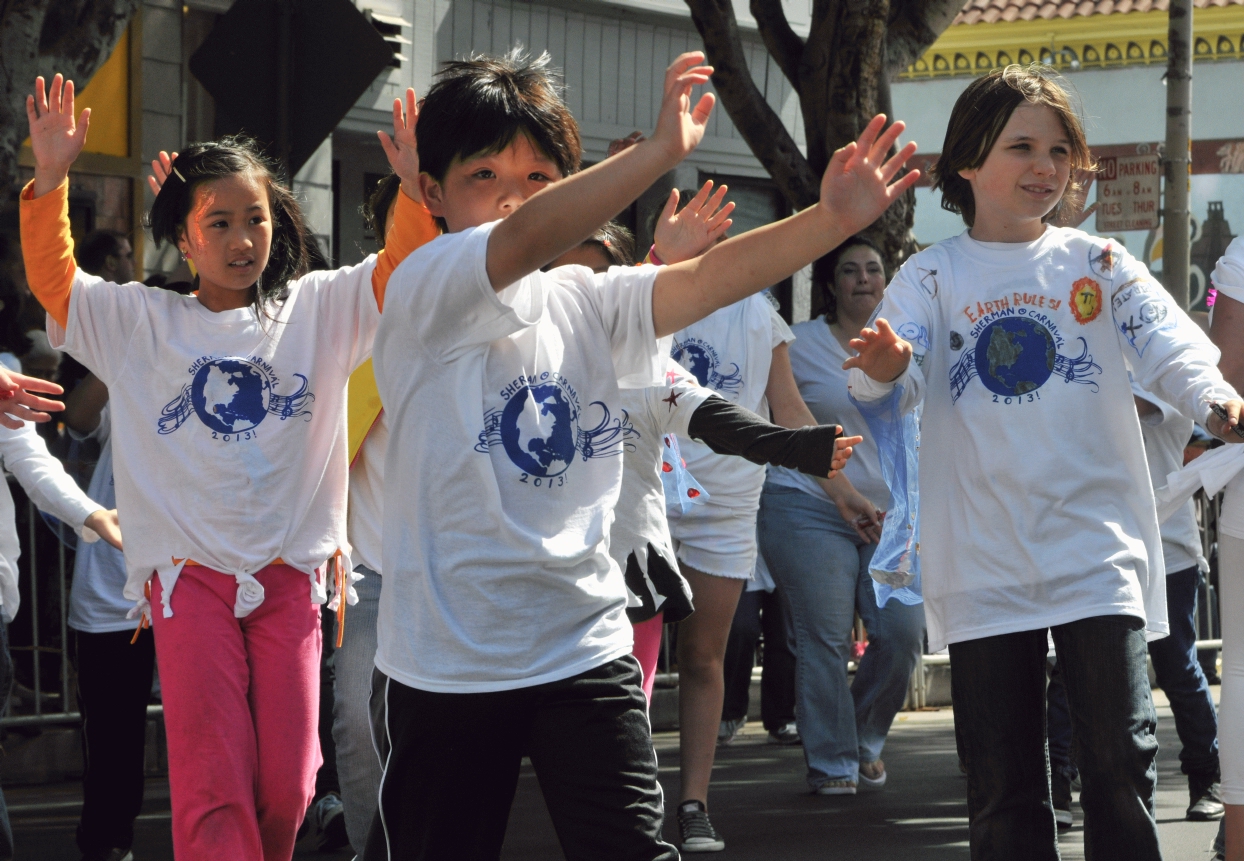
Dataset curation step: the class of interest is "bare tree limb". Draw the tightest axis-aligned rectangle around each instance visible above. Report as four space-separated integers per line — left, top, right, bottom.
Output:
685 0 820 211
885 0 964 77
749 0 804 91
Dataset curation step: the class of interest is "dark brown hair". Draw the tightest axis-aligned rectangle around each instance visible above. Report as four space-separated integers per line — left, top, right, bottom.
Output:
813 236 884 323
417 48 580 183
363 173 403 249
146 135 310 317
585 222 635 267
932 65 1094 227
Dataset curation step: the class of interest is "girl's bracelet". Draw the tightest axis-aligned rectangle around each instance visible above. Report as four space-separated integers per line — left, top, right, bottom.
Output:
646 244 666 266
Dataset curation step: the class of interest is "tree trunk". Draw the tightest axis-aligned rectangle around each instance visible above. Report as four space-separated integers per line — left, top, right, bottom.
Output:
686 0 962 272
0 0 140 194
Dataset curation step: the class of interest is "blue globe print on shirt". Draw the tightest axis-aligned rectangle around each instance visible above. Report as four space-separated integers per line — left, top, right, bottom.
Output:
500 383 578 477
671 343 712 387
190 359 272 434
972 317 1056 397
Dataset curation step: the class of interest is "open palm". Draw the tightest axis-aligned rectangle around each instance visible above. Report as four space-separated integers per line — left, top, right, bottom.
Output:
819 115 919 237
27 75 90 182
378 88 420 193
651 52 714 161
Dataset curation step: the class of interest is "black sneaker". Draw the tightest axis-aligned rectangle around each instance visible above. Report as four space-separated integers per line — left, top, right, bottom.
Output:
1188 778 1225 821
677 800 725 853
1051 770 1073 831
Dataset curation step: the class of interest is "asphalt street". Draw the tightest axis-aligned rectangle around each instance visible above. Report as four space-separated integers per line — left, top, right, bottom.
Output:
4 692 1225 860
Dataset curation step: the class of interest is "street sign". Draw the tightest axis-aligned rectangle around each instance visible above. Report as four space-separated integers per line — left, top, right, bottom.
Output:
1095 153 1161 233
189 0 395 178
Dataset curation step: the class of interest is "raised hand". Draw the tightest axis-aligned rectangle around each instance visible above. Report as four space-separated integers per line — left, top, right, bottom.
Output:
378 88 421 201
819 115 920 237
650 52 714 162
147 150 180 196
0 367 65 429
652 180 734 264
842 318 913 383
27 75 91 197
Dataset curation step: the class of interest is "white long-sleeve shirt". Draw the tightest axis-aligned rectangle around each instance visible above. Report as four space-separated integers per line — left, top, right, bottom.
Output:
849 227 1236 651
1 421 102 623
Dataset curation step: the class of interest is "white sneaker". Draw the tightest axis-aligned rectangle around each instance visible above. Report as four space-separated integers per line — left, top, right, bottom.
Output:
815 779 858 795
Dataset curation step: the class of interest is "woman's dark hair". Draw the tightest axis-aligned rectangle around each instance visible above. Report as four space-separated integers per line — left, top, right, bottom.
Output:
931 65 1094 227
145 135 310 317
363 173 403 249
586 222 636 267
76 230 127 276
417 49 581 183
0 272 31 357
812 236 884 323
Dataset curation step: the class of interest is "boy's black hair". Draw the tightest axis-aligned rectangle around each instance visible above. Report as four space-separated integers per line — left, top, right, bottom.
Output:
363 173 404 249
931 65 1094 227
145 135 310 317
813 236 884 323
586 222 636 267
417 49 581 182
76 230 128 277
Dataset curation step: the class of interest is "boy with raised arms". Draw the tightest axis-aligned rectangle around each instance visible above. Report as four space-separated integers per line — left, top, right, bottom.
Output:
370 49 918 859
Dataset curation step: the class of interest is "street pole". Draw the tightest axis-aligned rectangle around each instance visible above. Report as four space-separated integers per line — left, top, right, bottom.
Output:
1163 0 1193 310
275 0 293 182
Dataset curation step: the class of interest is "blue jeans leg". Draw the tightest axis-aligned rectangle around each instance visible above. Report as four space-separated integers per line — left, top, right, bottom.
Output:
853 550 925 765
1149 566 1220 780
758 485 866 788
332 567 383 856
1053 616 1161 861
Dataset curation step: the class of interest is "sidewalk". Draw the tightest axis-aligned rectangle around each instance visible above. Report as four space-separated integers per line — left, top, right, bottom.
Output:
4 693 1224 859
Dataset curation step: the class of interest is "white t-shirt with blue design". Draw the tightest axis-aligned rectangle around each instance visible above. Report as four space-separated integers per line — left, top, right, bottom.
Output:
848 226 1236 651
373 222 665 693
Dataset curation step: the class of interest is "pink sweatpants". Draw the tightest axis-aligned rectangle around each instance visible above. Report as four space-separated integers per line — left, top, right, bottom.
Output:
631 613 665 705
151 565 322 861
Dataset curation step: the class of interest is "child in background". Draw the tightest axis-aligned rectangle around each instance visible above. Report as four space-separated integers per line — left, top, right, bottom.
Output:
0 404 122 861
369 48 915 859
21 75 436 860
548 224 858 717
846 65 1244 860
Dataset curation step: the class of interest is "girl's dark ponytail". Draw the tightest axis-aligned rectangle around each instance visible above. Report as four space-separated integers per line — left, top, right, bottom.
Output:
145 136 310 318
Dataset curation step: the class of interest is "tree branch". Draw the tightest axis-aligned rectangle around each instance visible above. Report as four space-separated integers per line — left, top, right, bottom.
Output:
684 0 820 211
749 0 804 91
884 0 963 78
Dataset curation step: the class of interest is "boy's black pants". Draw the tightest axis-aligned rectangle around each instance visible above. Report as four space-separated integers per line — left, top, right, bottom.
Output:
71 628 155 858
364 655 679 861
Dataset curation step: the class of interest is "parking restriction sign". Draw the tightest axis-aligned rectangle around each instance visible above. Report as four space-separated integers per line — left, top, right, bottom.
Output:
1095 153 1161 232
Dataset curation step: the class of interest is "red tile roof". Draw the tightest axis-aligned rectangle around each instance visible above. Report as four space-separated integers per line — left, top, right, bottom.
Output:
954 0 1243 26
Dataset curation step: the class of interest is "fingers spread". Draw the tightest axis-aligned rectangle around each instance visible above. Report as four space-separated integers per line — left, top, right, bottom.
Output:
854 114 887 160
880 141 919 184
687 180 713 213
64 78 75 121
660 187 680 221
868 118 905 164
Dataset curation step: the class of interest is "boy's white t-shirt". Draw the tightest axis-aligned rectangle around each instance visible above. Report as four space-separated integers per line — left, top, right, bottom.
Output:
67 406 136 633
766 317 890 510
1132 383 1207 576
48 263 383 617
669 293 794 509
373 225 666 693
347 414 387 577
848 227 1235 652
1210 236 1244 539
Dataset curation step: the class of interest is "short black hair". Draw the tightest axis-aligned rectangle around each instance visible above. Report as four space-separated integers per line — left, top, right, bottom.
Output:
417 49 580 183
77 230 128 277
145 135 310 318
363 173 403 248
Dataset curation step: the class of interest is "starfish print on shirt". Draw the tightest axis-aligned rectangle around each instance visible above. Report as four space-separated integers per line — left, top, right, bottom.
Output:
662 391 681 412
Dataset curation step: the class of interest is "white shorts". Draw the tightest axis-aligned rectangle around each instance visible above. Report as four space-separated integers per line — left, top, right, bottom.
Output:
667 499 760 580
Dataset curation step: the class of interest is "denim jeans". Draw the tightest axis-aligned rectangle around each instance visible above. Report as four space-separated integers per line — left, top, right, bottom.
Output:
951 616 1160 861
331 567 383 855
758 484 925 788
